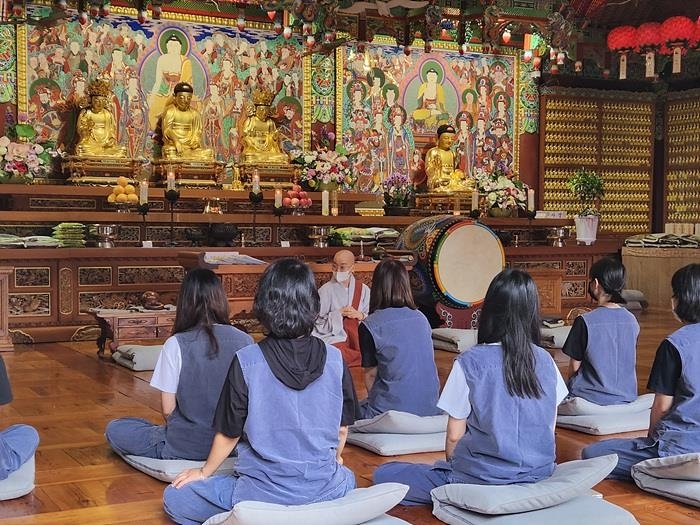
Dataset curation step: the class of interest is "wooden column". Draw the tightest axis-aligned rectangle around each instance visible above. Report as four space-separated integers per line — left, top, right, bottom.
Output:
0 267 14 351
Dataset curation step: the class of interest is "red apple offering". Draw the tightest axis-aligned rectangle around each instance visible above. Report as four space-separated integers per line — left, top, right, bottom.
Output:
291 197 300 207
292 184 301 192
299 191 308 199
282 197 292 207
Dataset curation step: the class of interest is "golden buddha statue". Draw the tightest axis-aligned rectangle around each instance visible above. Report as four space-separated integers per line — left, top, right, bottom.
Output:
425 124 474 193
75 79 127 158
160 82 214 161
240 88 288 165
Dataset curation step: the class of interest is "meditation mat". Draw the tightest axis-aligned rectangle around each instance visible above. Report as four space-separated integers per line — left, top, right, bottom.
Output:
121 454 237 483
0 455 35 501
348 411 447 456
556 394 652 435
112 344 163 371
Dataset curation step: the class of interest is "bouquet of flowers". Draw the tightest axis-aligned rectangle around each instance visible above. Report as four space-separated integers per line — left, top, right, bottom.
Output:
382 173 414 207
475 162 527 209
0 124 56 184
289 148 355 191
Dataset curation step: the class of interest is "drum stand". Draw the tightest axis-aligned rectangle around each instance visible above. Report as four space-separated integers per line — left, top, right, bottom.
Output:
165 189 180 247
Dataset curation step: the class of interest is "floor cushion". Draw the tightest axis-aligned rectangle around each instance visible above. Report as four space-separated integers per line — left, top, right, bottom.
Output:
348 411 448 455
556 411 650 435
540 326 572 349
112 344 163 371
0 455 35 500
631 453 700 508
432 329 478 353
121 454 237 483
558 394 654 416
202 482 410 525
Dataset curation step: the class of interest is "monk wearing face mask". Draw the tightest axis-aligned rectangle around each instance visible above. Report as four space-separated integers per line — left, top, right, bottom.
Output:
312 250 370 367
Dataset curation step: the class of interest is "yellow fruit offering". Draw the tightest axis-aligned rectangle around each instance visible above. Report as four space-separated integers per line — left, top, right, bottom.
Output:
126 193 139 204
115 193 128 203
112 185 125 195
116 176 130 187
124 184 136 195
107 193 116 203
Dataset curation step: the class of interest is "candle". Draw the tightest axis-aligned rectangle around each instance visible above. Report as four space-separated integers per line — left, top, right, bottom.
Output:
321 189 329 216
527 188 535 212
139 180 148 205
252 173 260 194
274 188 283 208
166 171 176 191
471 190 479 210
330 190 339 216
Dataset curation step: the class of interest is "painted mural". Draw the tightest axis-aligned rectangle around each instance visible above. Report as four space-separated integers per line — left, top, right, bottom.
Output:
341 44 517 192
24 16 305 163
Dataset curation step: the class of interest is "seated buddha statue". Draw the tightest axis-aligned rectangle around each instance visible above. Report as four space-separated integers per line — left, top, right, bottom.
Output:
75 79 127 158
160 82 214 161
240 88 288 165
425 124 474 193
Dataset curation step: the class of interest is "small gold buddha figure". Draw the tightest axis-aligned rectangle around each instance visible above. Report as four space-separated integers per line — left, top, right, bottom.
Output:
75 79 127 158
160 82 214 161
425 124 474 193
240 88 288 165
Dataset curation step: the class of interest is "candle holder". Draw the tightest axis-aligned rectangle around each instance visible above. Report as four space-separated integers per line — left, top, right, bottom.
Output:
248 191 264 246
164 188 181 246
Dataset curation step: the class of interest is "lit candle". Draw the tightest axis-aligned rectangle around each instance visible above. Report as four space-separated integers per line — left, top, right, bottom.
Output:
321 189 329 216
252 173 261 194
330 190 339 216
527 188 535 212
471 190 479 210
166 171 176 191
139 180 148 205
274 188 283 208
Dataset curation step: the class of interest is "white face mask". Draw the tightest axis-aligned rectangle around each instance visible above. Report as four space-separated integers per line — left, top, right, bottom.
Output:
334 271 351 283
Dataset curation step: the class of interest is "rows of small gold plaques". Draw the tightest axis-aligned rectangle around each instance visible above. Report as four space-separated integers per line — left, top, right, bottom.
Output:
666 98 700 223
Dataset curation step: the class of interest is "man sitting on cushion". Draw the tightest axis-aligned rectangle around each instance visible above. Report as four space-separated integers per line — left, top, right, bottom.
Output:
0 355 40 482
583 264 700 480
313 249 370 367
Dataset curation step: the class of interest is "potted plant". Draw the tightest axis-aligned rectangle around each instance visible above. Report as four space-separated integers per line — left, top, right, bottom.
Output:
382 173 414 215
567 168 604 245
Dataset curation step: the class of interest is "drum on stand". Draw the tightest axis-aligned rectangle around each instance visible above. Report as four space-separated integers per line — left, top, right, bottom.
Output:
396 215 504 328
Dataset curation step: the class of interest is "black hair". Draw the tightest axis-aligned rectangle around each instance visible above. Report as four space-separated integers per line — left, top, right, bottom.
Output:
477 269 543 398
437 124 455 137
172 268 231 358
671 263 700 324
253 258 320 338
590 257 626 304
369 259 416 314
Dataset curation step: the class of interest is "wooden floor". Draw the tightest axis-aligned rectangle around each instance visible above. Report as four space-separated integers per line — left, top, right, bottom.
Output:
1 308 700 524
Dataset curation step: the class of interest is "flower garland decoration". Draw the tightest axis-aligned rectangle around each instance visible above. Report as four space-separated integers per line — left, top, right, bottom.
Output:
475 162 527 209
0 124 57 183
289 148 356 190
382 173 414 207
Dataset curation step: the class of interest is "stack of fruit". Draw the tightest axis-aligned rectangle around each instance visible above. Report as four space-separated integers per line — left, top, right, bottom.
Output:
107 176 138 206
282 184 312 214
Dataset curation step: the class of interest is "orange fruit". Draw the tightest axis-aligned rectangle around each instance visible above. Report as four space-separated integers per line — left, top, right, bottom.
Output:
115 193 128 203
124 184 136 195
116 176 130 187
126 193 139 204
112 185 125 195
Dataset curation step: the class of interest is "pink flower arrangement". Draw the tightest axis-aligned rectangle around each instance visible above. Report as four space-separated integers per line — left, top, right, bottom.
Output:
290 148 356 190
0 134 55 183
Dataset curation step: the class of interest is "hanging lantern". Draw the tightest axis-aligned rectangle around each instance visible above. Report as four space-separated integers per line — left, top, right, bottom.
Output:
324 31 335 43
404 45 411 56
523 50 532 63
303 22 312 35
89 1 100 17
549 48 557 60
237 14 245 32
550 63 559 75
424 40 432 53
306 35 315 48
274 21 282 35
532 56 541 69
607 25 637 79
137 9 147 23
283 26 292 39
575 60 583 73
266 10 276 21
502 28 511 44
636 22 662 78
556 51 566 65
660 16 695 73
100 2 110 16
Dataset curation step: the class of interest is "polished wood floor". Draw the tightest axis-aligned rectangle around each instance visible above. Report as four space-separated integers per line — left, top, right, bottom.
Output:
1 308 699 524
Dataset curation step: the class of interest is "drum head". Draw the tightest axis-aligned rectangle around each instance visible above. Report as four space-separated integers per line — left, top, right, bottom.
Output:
431 221 504 307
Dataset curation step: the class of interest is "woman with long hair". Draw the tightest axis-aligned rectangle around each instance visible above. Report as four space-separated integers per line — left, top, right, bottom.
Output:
105 268 253 460
164 258 358 525
373 269 567 505
358 259 440 419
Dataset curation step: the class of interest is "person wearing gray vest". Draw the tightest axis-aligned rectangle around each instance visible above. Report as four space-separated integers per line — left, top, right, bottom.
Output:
164 258 358 525
583 263 700 480
105 268 253 460
562 257 640 405
358 259 441 419
374 269 568 505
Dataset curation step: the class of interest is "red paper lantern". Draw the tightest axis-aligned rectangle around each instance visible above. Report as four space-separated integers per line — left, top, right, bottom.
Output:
607 25 637 52
695 17 700 48
635 22 662 51
660 16 695 47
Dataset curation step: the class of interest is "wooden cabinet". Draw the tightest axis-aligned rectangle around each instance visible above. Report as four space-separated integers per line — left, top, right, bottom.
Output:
91 308 176 356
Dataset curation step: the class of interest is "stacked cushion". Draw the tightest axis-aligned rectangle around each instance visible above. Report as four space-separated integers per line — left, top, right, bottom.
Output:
631 453 700 508
556 394 653 435
120 454 238 483
348 411 447 456
112 344 163 371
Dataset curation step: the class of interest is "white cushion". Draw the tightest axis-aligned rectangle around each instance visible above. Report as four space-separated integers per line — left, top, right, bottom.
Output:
556 411 650 435
430 455 617 515
350 411 448 434
431 329 477 353
112 344 163 371
347 432 446 456
632 469 700 508
0 455 35 500
632 453 700 481
540 326 572 349
121 454 237 483
558 394 654 416
202 483 410 525
432 494 639 525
